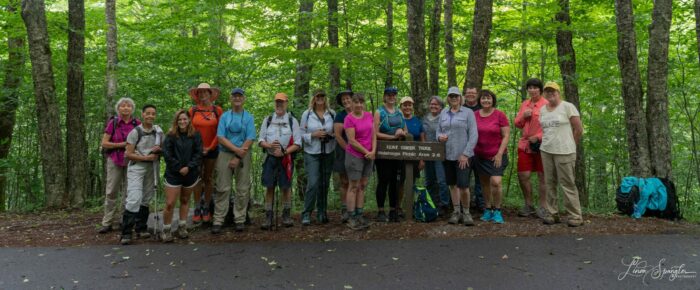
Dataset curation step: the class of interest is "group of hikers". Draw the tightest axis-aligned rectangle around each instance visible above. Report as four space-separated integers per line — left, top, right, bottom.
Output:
97 78 584 245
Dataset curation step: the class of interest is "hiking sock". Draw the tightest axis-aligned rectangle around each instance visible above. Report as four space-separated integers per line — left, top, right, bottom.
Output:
354 208 364 217
163 225 171 232
453 204 461 213
179 220 186 227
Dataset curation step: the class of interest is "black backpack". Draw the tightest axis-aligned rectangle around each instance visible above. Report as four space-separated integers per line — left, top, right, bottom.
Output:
615 177 681 220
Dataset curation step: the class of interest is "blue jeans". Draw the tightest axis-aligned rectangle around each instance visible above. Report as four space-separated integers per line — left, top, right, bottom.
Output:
303 152 334 214
425 161 450 207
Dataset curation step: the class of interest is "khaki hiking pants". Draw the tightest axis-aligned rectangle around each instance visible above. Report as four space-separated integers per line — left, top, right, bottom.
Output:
213 150 252 226
541 151 582 222
102 158 128 227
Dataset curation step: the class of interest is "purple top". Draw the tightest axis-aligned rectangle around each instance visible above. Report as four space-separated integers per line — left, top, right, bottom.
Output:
104 116 141 167
343 111 374 159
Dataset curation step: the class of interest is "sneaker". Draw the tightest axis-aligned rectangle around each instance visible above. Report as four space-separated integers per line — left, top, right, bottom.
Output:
318 212 329 224
261 210 273 230
462 211 475 226
346 216 362 230
518 205 536 217
136 231 151 239
543 213 561 225
161 229 173 243
567 219 583 227
120 234 132 245
211 224 223 235
234 223 245 232
492 210 504 224
98 225 112 234
193 208 202 223
202 207 212 223
375 210 389 222
480 209 493 222
448 210 462 224
341 210 350 224
301 212 311 226
358 215 370 228
536 207 548 220
282 208 294 227
176 225 189 239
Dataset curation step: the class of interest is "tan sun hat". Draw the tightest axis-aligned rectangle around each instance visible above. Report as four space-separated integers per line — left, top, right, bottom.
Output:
274 92 289 101
543 81 560 92
189 83 221 103
400 96 414 104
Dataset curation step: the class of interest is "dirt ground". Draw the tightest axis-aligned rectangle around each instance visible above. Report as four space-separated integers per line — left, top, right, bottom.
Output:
1 208 698 247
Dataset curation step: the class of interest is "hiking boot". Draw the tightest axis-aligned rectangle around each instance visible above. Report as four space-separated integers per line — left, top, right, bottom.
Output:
567 219 583 227
536 207 548 220
211 224 223 235
202 206 212 223
518 205 536 217
346 216 362 230
161 229 173 243
462 211 475 226
448 210 462 224
261 210 274 230
120 234 132 245
318 211 329 224
98 225 112 234
176 225 189 239
282 208 294 227
375 210 389 222
301 212 311 226
234 223 245 232
543 213 561 225
388 209 399 223
492 210 504 224
341 210 350 224
358 215 370 228
193 208 202 223
480 209 494 222
136 231 151 240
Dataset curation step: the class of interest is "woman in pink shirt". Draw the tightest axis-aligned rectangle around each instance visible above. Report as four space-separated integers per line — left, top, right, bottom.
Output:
343 93 376 230
474 90 510 224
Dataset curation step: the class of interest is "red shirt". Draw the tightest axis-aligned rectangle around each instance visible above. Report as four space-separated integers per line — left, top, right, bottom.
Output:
474 109 509 159
514 97 548 153
189 105 224 151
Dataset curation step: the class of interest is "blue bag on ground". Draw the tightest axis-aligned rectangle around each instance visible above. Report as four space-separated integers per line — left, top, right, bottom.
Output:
615 176 681 220
413 186 438 222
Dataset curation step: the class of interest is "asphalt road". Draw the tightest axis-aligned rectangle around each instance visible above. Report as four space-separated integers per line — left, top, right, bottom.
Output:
1 234 698 289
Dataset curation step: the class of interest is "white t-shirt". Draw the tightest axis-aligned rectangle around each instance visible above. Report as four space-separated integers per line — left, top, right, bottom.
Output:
539 101 579 154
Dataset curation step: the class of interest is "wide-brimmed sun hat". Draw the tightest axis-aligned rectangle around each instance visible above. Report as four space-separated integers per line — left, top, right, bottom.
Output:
189 83 221 103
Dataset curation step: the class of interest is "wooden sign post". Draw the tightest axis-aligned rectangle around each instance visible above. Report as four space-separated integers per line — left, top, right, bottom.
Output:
376 138 445 221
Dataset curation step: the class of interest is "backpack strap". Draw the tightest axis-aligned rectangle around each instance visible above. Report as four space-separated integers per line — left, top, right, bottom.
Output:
108 116 117 141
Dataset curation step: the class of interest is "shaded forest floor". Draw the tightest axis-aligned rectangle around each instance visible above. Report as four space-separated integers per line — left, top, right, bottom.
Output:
1 208 699 248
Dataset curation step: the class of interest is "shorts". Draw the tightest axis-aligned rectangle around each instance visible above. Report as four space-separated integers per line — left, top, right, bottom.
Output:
164 170 201 188
475 154 509 177
203 147 220 159
333 148 347 174
345 153 373 180
517 148 543 173
261 155 293 189
442 159 472 188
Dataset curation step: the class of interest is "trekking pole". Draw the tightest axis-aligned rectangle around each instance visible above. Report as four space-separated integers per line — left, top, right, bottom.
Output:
152 158 161 240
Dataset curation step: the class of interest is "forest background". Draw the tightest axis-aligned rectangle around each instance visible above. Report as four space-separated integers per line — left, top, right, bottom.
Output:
0 0 698 222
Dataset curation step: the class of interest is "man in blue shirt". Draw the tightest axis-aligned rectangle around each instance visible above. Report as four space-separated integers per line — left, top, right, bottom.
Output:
212 88 256 234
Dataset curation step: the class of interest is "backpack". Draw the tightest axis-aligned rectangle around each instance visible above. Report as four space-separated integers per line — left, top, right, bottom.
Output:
262 112 298 158
615 177 681 220
413 186 438 222
101 116 138 156
189 105 220 120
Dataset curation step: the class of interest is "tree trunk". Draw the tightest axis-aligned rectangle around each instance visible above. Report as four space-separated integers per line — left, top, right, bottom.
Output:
463 0 493 92
66 0 88 208
385 0 394 87
328 0 341 101
555 0 586 206
428 0 442 96
21 0 66 208
444 0 456 87
539 43 546 81
614 0 652 177
520 1 528 102
646 0 673 179
407 0 429 116
696 0 700 67
0 0 25 212
105 0 117 121
294 0 314 199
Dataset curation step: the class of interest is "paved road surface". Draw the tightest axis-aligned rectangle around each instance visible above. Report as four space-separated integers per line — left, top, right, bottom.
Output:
1 234 698 289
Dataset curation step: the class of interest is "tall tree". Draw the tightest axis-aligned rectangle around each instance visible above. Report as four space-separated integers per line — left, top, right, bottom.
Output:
428 0 442 96
407 0 429 116
444 0 456 87
645 0 673 178
0 0 26 212
385 0 394 87
555 0 587 205
463 0 493 92
343 0 352 90
21 0 66 208
294 0 314 198
328 0 341 99
614 0 652 177
696 0 700 67
520 1 528 102
105 0 117 121
66 0 88 208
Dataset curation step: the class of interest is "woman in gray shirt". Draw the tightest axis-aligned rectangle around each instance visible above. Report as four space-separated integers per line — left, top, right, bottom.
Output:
437 86 478 226
422 96 450 215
